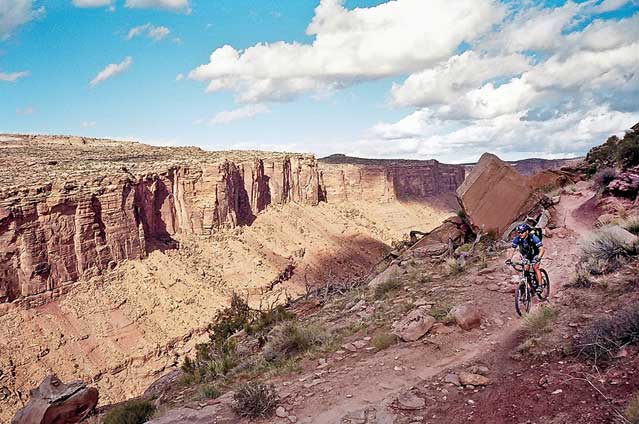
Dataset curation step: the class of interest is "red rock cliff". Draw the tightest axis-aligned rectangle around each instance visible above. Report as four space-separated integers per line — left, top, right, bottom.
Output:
0 136 464 305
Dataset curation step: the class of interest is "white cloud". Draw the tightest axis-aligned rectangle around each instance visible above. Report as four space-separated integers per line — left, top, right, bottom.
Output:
125 0 190 12
16 106 34 115
361 106 639 163
390 51 531 108
0 70 29 82
82 121 97 128
190 0 503 102
198 104 270 125
593 0 632 13
127 23 171 41
175 73 184 81
90 56 133 87
72 0 113 8
0 0 44 40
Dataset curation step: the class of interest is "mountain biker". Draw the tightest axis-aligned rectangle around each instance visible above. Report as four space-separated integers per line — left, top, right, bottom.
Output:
505 223 546 293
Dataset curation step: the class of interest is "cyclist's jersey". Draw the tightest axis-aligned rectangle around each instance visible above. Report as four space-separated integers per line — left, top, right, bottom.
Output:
512 234 543 259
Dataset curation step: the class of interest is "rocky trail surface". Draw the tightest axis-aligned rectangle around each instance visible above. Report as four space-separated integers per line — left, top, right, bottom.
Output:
147 182 601 424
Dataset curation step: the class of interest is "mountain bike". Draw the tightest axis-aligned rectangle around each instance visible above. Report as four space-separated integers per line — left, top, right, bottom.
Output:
507 260 550 316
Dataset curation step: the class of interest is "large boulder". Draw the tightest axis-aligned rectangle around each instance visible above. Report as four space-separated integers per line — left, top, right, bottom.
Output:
407 216 471 259
608 166 639 199
392 306 436 341
11 375 98 424
447 304 482 331
457 153 537 236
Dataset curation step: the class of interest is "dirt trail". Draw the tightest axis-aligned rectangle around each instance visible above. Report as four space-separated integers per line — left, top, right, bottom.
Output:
264 182 596 424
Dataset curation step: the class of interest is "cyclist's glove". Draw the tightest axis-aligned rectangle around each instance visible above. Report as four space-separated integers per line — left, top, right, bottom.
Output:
505 259 512 265
532 257 541 264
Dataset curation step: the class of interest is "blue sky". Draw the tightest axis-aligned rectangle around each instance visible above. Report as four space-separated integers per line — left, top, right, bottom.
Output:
1 0 638 162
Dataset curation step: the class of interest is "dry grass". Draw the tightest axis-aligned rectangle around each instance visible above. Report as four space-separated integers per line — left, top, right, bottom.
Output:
445 258 465 275
623 216 639 236
103 399 156 424
262 321 328 361
374 278 402 299
232 382 279 419
625 393 639 424
575 303 639 363
522 306 557 336
579 226 637 274
372 331 398 351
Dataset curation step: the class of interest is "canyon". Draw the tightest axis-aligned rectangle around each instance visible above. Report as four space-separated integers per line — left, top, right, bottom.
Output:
0 134 466 421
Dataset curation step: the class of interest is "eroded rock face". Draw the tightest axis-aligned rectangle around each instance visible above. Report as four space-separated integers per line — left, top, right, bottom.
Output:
11 375 98 424
0 157 320 305
608 166 639 199
457 153 538 236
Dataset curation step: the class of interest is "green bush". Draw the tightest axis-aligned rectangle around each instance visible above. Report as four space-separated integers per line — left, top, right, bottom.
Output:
199 384 221 399
232 382 279 418
616 134 639 169
263 321 327 361
103 400 156 424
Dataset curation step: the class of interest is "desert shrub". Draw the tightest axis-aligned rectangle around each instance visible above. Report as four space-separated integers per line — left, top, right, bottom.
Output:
209 293 253 346
180 338 238 383
572 267 594 288
374 278 402 299
445 258 464 275
522 306 557 336
430 304 453 322
246 305 295 336
263 321 327 361
579 227 636 274
616 134 639 169
625 393 639 424
103 400 156 424
372 331 398 351
199 384 221 399
232 382 279 418
594 167 617 190
456 209 467 220
574 303 639 362
623 216 639 235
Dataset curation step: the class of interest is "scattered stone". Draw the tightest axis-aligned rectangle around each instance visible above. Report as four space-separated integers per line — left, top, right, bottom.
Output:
392 306 436 341
276 406 288 418
444 373 461 386
551 389 563 395
342 343 358 352
397 391 426 410
458 372 490 386
447 304 482 331
352 340 368 349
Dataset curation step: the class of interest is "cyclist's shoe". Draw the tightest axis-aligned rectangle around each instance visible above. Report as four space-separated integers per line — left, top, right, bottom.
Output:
505 259 512 265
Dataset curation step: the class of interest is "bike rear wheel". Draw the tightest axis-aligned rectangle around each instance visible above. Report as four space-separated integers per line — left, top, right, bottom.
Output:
537 269 550 300
515 282 531 316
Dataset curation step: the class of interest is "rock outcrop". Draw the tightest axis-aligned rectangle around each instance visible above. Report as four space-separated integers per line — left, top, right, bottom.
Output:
11 375 98 424
457 153 541 236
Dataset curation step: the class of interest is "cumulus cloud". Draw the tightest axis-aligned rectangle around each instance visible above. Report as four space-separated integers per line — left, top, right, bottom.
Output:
0 70 30 82
175 73 184 81
363 106 639 163
125 0 190 12
127 23 171 41
190 0 503 102
197 104 270 125
0 0 44 40
89 56 133 87
72 0 113 8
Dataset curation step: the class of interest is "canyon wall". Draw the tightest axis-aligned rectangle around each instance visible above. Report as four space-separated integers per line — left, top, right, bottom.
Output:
0 157 321 304
0 136 466 307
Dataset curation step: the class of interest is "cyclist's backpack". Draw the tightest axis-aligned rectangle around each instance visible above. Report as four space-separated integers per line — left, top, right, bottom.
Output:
529 227 544 242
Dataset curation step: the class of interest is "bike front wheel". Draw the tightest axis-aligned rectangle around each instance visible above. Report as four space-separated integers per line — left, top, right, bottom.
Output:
515 282 531 316
537 269 550 301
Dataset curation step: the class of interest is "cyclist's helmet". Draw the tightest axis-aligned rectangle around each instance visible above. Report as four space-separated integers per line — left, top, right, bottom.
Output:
516 223 530 233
